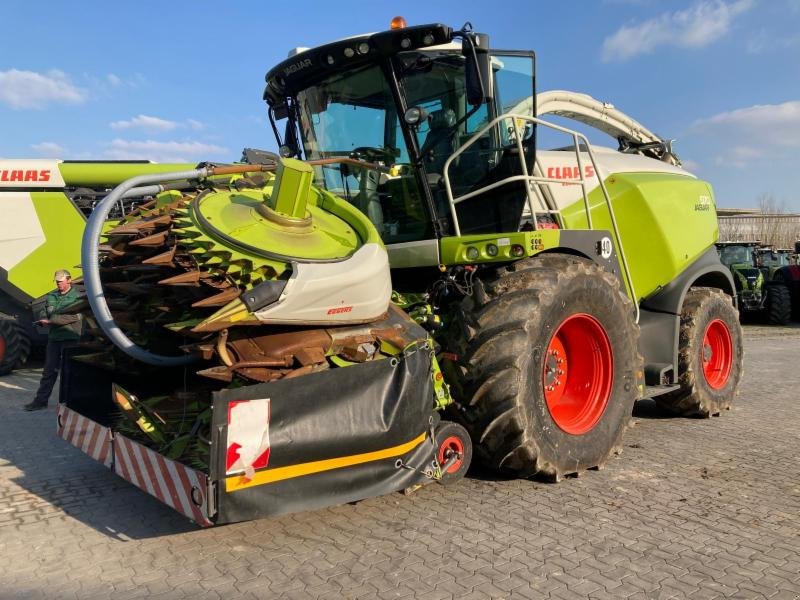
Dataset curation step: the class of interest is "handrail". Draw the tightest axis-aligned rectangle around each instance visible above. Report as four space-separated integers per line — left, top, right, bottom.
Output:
441 113 638 322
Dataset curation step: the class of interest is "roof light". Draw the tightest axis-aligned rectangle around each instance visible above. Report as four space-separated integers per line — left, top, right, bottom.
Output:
390 16 407 29
343 47 355 58
357 42 370 55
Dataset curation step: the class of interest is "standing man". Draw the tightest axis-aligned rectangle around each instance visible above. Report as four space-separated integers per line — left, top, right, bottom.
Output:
24 269 83 411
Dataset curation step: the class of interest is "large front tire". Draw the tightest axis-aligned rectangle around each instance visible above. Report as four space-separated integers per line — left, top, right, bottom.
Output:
656 288 743 417
446 254 641 480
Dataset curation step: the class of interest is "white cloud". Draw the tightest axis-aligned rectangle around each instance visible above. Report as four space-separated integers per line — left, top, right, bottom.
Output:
104 139 228 163
692 100 800 167
694 101 800 147
31 141 66 156
105 73 146 88
0 69 87 109
110 115 206 133
681 158 702 172
746 29 800 54
745 29 769 54
601 0 753 62
713 145 765 168
110 114 179 132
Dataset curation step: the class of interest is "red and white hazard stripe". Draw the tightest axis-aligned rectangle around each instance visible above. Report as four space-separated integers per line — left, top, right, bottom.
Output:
57 405 112 468
113 434 212 527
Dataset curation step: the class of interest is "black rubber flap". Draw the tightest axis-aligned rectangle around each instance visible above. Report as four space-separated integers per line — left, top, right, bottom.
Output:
59 347 117 426
212 346 436 523
59 351 193 427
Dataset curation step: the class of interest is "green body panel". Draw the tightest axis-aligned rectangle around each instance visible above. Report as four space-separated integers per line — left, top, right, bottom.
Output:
316 188 383 247
7 192 86 299
439 230 560 265
560 173 718 302
57 162 195 187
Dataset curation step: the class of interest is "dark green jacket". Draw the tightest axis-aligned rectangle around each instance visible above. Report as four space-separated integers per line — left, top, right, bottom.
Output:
43 286 83 341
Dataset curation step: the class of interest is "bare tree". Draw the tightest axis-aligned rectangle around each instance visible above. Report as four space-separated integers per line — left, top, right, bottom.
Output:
757 193 785 215
757 194 795 248
717 194 799 249
718 217 746 243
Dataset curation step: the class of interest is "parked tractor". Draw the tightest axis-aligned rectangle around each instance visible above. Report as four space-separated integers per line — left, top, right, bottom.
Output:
757 245 800 320
717 241 791 324
57 20 743 525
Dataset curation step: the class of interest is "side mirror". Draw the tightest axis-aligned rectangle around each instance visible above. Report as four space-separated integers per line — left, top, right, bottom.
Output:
403 106 429 128
463 32 492 106
283 119 300 158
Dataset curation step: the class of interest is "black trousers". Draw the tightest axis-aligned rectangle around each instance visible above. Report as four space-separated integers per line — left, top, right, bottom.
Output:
32 340 71 406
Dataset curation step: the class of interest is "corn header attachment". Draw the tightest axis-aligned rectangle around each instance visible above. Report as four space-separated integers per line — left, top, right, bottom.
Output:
60 156 465 524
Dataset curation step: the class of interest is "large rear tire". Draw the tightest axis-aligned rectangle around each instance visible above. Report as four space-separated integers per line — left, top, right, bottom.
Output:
656 288 742 417
445 254 641 480
766 284 791 325
0 317 30 375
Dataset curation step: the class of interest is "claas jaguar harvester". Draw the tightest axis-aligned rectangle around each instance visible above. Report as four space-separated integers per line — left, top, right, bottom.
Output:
59 19 744 525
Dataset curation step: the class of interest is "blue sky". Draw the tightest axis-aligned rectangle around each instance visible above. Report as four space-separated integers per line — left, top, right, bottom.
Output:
1 0 798 210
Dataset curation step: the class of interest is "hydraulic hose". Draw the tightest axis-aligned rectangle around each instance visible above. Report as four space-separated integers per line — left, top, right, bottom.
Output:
81 168 208 366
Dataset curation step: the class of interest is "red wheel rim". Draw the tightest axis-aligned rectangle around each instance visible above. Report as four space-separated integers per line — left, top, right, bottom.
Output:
0 336 5 363
543 314 613 435
438 435 464 474
702 319 733 389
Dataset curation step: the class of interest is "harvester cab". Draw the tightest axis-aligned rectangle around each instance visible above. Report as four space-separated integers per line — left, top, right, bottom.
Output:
264 23 529 245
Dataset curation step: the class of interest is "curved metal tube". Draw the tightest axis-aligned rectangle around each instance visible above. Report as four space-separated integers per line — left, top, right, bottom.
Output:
81 168 208 366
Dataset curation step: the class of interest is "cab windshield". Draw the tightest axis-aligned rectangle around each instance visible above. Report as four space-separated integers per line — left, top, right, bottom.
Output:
759 251 790 267
294 49 535 241
295 53 490 242
296 62 427 242
719 245 755 266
